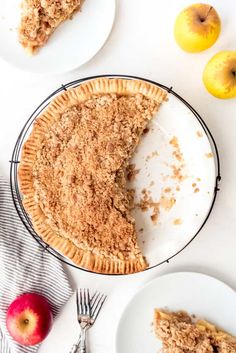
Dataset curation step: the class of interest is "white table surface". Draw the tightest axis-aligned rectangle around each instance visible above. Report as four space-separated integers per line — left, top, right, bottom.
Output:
0 0 236 352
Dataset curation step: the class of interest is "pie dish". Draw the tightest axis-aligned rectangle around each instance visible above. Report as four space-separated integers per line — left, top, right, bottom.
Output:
154 309 236 352
19 78 167 274
18 0 84 54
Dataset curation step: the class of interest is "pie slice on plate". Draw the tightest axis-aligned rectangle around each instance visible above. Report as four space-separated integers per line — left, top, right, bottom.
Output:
19 78 167 274
154 309 236 352
18 0 84 54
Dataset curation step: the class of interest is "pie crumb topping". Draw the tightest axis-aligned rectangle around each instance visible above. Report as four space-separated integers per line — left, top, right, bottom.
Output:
154 309 236 353
33 93 158 258
18 0 83 53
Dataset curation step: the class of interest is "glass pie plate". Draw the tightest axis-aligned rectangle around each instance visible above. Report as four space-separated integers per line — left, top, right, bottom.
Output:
10 75 221 275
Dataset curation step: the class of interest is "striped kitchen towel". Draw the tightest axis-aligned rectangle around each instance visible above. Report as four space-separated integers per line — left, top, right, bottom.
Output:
0 177 73 353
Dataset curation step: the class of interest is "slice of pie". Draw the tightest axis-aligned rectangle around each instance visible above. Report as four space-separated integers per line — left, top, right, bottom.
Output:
154 309 236 353
19 78 167 274
18 0 84 54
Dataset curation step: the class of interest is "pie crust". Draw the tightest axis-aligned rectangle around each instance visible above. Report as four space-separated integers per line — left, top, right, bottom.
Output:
154 309 236 352
18 0 84 54
19 78 167 274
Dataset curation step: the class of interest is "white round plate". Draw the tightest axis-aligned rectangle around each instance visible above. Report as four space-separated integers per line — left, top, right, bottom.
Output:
116 272 236 353
0 0 115 74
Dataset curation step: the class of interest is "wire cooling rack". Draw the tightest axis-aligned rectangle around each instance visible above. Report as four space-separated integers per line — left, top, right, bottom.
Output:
10 74 221 275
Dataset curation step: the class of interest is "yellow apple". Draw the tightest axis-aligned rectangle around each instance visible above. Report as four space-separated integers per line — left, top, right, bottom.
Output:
203 51 236 99
174 3 221 53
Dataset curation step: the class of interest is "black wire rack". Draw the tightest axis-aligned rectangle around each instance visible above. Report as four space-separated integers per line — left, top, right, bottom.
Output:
10 74 221 275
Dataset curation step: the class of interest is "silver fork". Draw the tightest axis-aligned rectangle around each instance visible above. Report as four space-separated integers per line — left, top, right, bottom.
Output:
70 290 107 353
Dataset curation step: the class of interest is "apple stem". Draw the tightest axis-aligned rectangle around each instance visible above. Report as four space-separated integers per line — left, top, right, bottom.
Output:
205 6 213 20
24 319 29 325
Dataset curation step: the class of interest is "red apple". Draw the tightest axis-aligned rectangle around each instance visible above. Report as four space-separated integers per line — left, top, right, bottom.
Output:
6 293 53 346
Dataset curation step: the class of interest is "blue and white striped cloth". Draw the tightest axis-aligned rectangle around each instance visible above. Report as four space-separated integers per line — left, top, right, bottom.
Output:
0 177 73 353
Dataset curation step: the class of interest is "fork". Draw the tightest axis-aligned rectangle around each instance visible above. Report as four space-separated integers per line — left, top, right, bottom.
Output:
70 290 107 353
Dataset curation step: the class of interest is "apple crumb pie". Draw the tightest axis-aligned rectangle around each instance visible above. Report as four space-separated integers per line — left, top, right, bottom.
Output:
154 309 236 353
18 0 84 54
19 78 167 274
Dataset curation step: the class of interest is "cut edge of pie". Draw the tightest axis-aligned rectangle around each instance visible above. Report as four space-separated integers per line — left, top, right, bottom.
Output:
18 78 167 274
18 0 84 54
154 309 236 352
